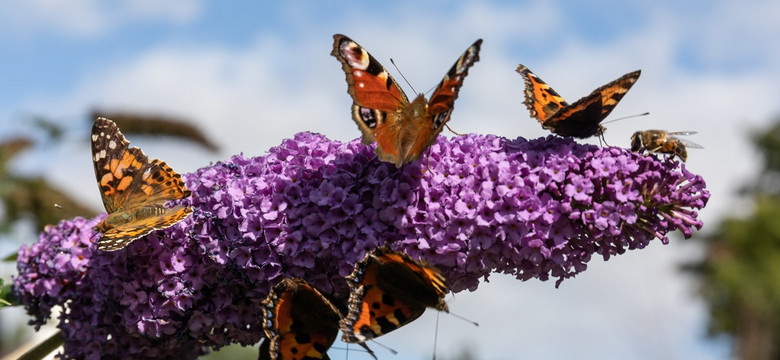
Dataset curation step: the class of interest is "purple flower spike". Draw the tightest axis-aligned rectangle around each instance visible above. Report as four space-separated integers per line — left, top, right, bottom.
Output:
13 132 709 359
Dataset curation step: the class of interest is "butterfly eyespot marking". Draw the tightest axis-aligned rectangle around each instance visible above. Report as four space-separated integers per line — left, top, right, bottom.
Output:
340 41 370 70
353 106 384 129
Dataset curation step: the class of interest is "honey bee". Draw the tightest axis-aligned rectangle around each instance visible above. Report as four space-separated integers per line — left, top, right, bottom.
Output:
630 130 702 162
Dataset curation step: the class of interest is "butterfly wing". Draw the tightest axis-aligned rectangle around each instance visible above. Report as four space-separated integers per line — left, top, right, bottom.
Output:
92 118 149 213
546 69 641 137
341 247 448 343
261 278 341 360
332 34 409 159
518 65 641 138
96 205 192 251
396 38 483 161
516 64 571 125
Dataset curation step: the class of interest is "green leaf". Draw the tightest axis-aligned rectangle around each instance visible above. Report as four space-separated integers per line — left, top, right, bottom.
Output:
3 251 18 261
18 331 64 360
1 278 19 307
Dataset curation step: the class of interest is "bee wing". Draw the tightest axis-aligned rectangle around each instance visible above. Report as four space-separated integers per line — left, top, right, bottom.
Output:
666 131 698 136
670 136 704 149
679 139 703 149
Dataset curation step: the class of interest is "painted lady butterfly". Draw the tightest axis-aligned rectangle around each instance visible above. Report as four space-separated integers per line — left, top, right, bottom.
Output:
332 34 482 167
517 64 641 139
260 277 375 360
91 117 192 251
340 247 449 343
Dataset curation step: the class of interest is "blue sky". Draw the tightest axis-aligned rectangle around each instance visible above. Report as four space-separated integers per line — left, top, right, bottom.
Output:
2 0 780 359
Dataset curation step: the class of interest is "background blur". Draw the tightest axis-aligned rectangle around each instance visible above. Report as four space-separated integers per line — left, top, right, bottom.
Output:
2 1 780 359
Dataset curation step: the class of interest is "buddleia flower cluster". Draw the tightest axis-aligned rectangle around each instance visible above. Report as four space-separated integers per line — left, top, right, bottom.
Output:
13 132 709 359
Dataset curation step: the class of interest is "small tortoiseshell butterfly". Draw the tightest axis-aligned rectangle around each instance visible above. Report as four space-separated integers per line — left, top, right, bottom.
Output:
91 118 192 251
340 247 449 343
260 278 342 360
630 130 702 162
516 64 641 139
259 277 375 360
332 34 482 167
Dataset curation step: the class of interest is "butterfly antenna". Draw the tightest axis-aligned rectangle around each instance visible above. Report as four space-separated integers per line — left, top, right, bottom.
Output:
390 58 417 94
447 311 480 327
359 342 378 360
432 311 440 360
334 340 378 360
368 339 398 356
601 111 650 125
332 344 373 360
444 294 479 326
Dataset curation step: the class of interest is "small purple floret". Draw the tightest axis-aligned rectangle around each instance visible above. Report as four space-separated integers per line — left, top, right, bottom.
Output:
13 133 709 359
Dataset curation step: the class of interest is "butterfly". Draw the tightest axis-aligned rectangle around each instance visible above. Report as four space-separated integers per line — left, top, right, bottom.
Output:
516 64 641 139
630 130 702 162
91 117 192 251
331 34 482 167
259 277 375 360
340 247 449 343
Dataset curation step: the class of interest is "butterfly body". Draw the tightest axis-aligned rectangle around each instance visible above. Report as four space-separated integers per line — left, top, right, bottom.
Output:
91 118 192 251
340 247 448 343
517 64 641 139
630 130 701 162
333 34 482 167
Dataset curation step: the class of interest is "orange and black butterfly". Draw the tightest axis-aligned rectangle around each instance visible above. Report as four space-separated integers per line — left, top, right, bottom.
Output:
259 277 374 360
91 118 192 251
630 130 702 162
332 34 482 167
340 247 448 343
517 64 641 139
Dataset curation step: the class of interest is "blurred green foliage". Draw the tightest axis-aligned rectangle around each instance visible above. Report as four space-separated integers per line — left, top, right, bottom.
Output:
689 118 780 360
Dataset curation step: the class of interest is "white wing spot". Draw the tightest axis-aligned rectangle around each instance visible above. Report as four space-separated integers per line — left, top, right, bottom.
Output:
108 140 117 149
91 134 98 141
359 83 364 88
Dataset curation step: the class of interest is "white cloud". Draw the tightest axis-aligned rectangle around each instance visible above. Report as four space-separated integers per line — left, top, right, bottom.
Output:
0 0 202 38
666 1 780 68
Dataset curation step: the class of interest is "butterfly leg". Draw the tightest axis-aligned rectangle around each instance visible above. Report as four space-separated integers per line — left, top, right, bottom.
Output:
444 123 463 136
598 132 610 147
